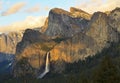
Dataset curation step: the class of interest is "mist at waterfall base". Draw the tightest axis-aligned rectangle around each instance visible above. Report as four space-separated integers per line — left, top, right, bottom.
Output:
38 52 50 79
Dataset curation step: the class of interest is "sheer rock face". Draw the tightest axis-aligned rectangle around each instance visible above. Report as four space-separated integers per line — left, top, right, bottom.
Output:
0 27 44 56
86 12 109 50
107 8 120 42
70 7 91 20
0 32 23 54
49 12 111 63
41 17 49 33
16 43 47 68
45 8 89 37
14 8 91 74
50 33 96 63
14 7 120 74
16 29 48 56
108 8 120 33
15 29 55 68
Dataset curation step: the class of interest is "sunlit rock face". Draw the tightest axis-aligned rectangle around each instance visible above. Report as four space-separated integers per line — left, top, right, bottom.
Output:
16 43 46 68
16 29 48 55
0 31 23 54
41 17 49 33
15 29 55 68
45 8 89 37
14 7 120 76
70 7 91 20
14 7 91 70
50 33 96 63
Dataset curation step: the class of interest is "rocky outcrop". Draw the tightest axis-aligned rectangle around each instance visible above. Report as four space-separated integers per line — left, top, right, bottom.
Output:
108 7 120 33
45 8 89 37
0 31 23 54
14 7 120 76
15 7 91 69
70 7 91 20
16 29 50 55
47 11 120 64
106 8 120 42
86 12 109 50
15 29 56 68
50 33 96 63
41 17 49 33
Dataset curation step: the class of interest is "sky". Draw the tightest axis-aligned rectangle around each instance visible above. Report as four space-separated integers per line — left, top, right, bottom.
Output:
0 0 120 33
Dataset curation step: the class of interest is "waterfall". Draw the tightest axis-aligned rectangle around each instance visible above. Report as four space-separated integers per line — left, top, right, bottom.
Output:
7 62 12 67
6 60 14 68
38 52 50 78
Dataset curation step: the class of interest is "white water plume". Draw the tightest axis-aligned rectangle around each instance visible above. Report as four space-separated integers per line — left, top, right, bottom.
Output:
38 52 50 78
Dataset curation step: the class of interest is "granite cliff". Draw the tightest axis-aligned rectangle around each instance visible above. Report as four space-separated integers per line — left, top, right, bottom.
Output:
0 32 23 55
13 7 120 76
45 7 90 37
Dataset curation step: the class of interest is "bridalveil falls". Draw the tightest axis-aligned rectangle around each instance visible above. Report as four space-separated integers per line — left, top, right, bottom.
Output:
38 52 50 78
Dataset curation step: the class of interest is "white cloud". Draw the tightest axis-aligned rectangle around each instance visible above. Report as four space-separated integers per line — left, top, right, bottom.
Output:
1 2 26 16
0 16 46 33
44 6 50 11
25 4 40 13
0 1 2 10
76 0 120 13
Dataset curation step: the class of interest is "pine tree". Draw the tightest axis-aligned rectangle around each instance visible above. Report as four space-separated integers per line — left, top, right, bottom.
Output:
92 56 120 83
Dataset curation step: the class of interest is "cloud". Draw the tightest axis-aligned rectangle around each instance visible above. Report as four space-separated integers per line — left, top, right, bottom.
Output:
44 6 50 11
0 16 46 33
1 2 26 16
25 4 40 13
0 1 2 10
76 0 120 13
